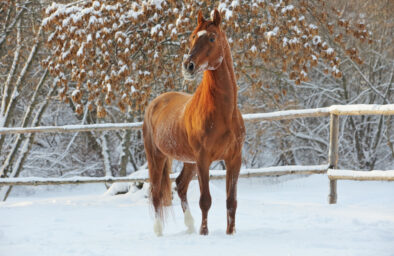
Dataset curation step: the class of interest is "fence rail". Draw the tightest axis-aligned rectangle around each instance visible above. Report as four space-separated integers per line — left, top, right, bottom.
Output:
327 169 394 181
1 104 393 203
0 165 329 186
0 104 393 135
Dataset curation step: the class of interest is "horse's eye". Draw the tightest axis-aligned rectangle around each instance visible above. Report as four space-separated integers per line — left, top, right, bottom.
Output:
210 37 215 42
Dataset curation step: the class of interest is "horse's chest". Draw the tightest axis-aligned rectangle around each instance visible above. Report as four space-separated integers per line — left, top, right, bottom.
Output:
191 120 235 153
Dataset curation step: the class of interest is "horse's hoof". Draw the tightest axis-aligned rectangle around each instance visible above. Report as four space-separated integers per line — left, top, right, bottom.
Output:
226 227 236 235
199 227 209 235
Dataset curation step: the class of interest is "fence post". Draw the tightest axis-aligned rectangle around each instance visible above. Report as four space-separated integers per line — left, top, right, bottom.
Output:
328 114 339 204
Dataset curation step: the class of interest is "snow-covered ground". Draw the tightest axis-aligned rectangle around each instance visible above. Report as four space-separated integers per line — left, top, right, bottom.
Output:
1 174 394 256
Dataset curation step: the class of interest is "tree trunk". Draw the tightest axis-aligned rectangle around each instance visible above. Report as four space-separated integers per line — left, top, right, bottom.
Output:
0 84 56 201
0 69 48 178
99 131 112 177
0 23 44 154
119 129 131 176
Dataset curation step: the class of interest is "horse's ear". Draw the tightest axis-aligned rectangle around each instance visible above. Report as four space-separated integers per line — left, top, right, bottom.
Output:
211 8 221 26
197 11 205 25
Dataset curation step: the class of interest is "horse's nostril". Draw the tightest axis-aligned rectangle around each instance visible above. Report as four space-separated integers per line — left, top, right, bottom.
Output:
188 62 194 72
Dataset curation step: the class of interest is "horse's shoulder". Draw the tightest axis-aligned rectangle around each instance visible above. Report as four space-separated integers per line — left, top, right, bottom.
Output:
147 92 190 111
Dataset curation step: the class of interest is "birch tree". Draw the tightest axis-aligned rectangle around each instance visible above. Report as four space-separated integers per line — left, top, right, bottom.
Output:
0 1 52 178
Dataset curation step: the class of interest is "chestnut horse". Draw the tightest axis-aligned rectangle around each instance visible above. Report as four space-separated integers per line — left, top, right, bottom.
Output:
143 9 245 236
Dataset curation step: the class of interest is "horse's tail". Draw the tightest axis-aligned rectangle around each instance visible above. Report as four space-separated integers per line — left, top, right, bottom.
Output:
149 156 172 219
143 106 172 235
149 156 172 236
161 158 172 208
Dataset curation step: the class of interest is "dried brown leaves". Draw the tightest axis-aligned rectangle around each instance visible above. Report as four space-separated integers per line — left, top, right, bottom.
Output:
42 0 371 117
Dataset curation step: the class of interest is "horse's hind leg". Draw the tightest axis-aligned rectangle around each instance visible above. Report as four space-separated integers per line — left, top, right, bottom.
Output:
225 153 242 235
176 163 197 233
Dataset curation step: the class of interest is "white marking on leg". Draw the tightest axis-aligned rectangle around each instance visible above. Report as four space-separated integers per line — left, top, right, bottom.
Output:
153 218 163 236
184 208 195 234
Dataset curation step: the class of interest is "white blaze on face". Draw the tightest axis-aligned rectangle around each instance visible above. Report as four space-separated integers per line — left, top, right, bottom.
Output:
197 30 207 37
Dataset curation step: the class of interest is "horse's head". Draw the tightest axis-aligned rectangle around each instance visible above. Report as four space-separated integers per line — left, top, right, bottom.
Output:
182 9 224 81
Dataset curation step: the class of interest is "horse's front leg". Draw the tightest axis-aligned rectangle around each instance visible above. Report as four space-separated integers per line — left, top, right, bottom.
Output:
225 153 242 234
196 154 212 235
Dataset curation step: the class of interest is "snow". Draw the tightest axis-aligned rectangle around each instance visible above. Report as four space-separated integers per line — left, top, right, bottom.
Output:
332 65 340 74
328 104 394 115
176 15 183 26
88 16 97 26
218 3 233 21
76 43 85 57
289 37 299 45
149 0 165 10
312 36 322 45
266 27 279 41
328 169 394 180
282 37 288 47
0 122 144 135
171 27 177 36
281 5 294 14
71 89 80 97
0 165 328 186
127 6 143 20
231 0 240 8
0 114 5 128
151 24 161 36
250 45 257 53
242 104 394 121
291 25 301 34
1 175 394 256
242 107 329 121
92 1 100 9
326 47 334 54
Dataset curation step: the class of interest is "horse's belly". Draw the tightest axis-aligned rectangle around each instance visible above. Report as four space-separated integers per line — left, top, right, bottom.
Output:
154 125 195 163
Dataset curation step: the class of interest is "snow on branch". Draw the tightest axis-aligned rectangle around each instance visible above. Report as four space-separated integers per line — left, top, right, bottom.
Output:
41 0 374 117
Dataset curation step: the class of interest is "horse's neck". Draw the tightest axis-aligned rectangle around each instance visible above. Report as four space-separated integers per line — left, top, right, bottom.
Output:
191 37 237 119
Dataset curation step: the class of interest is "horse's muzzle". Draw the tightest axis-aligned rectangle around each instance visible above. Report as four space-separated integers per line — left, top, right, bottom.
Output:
182 59 197 81
184 61 195 72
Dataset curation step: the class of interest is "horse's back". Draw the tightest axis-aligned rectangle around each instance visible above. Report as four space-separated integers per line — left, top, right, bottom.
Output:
144 91 191 124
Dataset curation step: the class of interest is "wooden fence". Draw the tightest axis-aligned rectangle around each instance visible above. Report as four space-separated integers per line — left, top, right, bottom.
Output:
1 104 393 203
